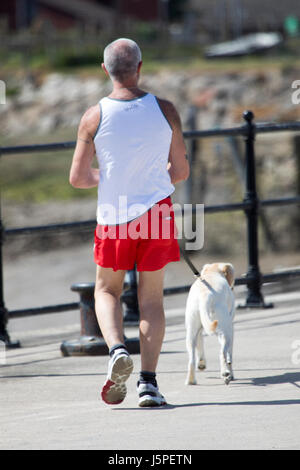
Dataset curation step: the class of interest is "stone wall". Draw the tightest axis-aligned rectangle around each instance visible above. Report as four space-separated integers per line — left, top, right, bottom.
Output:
1 67 299 137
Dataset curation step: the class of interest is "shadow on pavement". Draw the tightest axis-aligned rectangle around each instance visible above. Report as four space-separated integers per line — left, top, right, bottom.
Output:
251 371 300 388
114 398 300 411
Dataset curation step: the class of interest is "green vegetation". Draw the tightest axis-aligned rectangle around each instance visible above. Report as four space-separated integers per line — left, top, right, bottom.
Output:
0 147 97 203
0 129 98 203
1 36 300 76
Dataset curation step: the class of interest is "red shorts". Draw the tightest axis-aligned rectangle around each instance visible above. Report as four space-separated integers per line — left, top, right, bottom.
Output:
94 196 180 271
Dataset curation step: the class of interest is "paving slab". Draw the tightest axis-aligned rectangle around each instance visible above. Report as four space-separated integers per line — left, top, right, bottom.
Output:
1 289 300 450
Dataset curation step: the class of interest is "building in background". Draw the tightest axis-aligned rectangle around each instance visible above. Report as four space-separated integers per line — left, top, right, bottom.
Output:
188 0 300 41
0 0 163 32
0 0 299 42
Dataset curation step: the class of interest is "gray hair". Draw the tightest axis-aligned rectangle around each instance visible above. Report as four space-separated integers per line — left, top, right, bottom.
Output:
103 38 142 81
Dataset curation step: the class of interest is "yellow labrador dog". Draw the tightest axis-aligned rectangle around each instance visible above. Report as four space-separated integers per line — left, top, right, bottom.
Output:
185 263 235 386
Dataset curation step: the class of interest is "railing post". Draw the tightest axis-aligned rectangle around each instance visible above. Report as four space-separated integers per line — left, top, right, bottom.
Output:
0 215 9 344
240 111 273 309
184 105 198 203
293 134 300 248
0 200 20 347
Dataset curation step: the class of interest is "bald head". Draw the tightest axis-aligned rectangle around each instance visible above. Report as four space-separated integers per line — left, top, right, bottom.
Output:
103 38 142 82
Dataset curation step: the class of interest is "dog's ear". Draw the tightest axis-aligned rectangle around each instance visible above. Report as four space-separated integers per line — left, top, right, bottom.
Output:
219 263 235 288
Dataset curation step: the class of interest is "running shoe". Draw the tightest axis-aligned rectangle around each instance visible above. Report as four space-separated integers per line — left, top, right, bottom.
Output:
137 381 167 407
101 349 134 405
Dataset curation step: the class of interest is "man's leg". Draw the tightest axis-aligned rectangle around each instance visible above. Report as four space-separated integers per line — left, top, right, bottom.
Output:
136 268 167 406
137 267 165 372
94 266 126 349
94 266 133 405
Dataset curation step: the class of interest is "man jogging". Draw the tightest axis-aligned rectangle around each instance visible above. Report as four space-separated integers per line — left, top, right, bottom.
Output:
69 38 189 407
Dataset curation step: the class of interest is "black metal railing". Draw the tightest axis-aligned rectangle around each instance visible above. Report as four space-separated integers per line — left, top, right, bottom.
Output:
1 111 300 346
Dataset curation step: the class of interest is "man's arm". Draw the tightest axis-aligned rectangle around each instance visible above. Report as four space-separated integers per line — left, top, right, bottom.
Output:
157 98 190 184
69 105 100 189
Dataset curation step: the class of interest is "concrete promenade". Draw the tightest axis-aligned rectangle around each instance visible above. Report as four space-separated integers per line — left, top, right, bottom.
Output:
1 282 300 450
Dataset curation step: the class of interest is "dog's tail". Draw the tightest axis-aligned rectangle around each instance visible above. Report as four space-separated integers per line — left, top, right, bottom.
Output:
199 299 218 335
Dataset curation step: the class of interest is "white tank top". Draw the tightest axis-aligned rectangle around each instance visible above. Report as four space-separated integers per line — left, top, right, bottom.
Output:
94 92 174 225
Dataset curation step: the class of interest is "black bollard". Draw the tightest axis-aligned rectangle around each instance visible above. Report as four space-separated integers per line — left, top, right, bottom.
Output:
61 282 140 356
122 268 140 326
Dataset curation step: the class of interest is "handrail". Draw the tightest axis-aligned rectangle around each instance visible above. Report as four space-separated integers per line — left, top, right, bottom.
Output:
1 121 300 156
